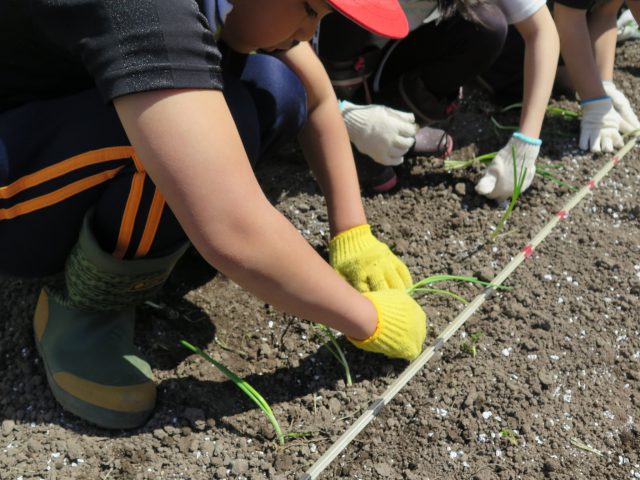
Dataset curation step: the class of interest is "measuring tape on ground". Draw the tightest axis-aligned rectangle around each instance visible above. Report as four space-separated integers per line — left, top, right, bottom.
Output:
300 135 638 480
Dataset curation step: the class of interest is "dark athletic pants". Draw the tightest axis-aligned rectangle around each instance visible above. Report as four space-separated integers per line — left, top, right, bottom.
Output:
318 5 508 103
0 52 306 277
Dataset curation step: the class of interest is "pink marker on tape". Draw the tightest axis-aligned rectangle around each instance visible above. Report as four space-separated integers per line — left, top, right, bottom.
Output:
521 245 534 258
556 210 568 219
588 180 597 190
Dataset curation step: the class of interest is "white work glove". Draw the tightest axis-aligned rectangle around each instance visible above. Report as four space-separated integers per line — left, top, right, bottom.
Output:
579 97 624 152
340 100 419 166
617 9 640 42
475 132 539 201
602 80 640 133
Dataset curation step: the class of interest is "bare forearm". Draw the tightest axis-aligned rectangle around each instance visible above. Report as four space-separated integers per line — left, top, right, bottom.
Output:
554 4 605 99
516 8 559 138
200 197 375 340
114 89 377 339
279 42 367 236
299 100 367 236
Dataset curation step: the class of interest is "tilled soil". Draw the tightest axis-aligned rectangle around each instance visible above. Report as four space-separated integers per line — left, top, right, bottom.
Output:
1 41 639 480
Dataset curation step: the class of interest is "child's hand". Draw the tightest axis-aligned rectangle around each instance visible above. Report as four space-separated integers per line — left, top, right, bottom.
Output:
349 290 427 361
579 97 624 152
341 100 419 166
475 133 539 201
329 224 412 292
602 81 640 134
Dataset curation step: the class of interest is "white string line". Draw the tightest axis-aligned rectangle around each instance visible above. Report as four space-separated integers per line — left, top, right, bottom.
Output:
300 136 638 480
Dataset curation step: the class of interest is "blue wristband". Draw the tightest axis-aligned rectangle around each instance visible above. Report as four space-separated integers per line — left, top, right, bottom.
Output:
338 99 346 112
580 96 610 106
513 132 542 146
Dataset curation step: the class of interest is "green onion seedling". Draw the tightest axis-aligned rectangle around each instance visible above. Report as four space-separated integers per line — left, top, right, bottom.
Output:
494 104 579 138
535 163 577 191
446 153 575 192
500 102 579 119
491 145 527 241
181 340 294 445
407 274 510 304
490 116 518 132
460 331 483 358
314 325 352 386
499 428 519 446
570 437 604 456
444 152 497 171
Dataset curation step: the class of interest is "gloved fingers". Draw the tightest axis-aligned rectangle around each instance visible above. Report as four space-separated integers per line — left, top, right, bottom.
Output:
618 116 635 134
625 113 640 130
613 131 625 149
381 269 407 291
382 112 418 137
352 277 372 293
392 135 417 152
395 261 413 289
601 134 614 153
476 153 507 199
475 170 498 195
590 134 602 153
521 169 536 194
579 131 591 151
395 120 419 138
366 270 392 292
386 108 416 124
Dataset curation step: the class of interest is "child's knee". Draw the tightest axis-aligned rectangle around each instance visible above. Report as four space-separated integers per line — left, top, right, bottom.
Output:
247 54 307 132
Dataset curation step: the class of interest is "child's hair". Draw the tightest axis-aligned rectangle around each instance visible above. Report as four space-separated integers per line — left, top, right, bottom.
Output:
437 0 491 23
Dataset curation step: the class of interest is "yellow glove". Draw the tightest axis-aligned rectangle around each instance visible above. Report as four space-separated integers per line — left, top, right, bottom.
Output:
349 290 427 361
329 224 412 292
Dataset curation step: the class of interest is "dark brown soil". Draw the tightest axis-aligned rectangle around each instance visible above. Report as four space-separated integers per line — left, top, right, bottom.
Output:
1 41 639 480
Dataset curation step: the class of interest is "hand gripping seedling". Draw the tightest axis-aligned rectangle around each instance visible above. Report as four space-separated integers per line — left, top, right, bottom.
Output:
300 132 639 480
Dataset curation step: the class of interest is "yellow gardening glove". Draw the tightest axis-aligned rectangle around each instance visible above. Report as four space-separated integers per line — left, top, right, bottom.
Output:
349 290 427 361
329 224 412 292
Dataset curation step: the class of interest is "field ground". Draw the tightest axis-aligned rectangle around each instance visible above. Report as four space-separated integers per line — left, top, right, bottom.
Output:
1 40 639 480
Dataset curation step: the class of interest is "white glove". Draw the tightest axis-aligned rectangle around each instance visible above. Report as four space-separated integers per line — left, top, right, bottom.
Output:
579 97 624 152
617 9 640 42
475 133 539 201
602 80 640 133
341 100 419 166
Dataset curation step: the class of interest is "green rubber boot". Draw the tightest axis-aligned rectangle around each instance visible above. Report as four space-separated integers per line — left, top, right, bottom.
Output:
34 215 188 429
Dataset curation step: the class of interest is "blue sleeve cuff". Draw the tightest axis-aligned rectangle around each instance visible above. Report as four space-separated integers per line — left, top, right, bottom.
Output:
338 99 346 112
580 96 610 106
513 132 542 146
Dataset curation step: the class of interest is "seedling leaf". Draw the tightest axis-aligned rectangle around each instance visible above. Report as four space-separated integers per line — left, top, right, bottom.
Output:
180 340 286 445
491 145 526 241
315 325 352 386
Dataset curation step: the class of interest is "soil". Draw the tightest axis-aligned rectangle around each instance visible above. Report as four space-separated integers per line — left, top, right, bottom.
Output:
1 41 639 480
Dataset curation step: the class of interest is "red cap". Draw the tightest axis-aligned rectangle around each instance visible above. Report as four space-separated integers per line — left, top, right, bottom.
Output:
327 0 409 39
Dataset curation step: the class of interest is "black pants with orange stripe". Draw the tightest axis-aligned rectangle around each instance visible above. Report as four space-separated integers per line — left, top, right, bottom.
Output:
0 53 306 277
